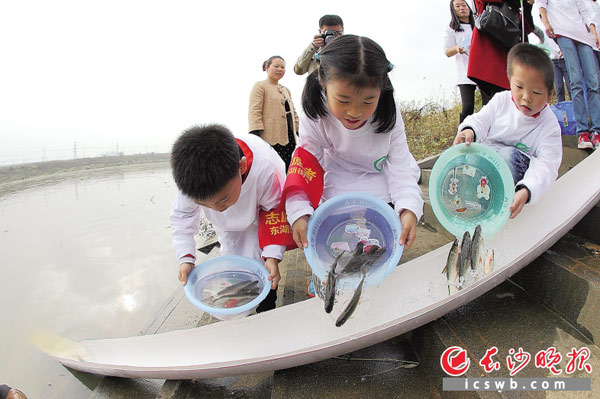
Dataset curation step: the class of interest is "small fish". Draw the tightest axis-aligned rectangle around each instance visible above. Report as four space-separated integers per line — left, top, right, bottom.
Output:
341 244 385 275
459 230 472 278
470 224 484 272
484 249 494 275
361 245 386 272
219 296 256 309
209 292 259 308
324 251 346 314
215 279 259 297
218 287 261 298
335 272 366 327
203 286 261 306
202 279 260 303
339 241 365 275
442 239 461 295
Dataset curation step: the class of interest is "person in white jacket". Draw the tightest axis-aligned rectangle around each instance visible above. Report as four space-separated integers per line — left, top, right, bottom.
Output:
454 43 562 219
170 124 287 312
539 0 600 149
444 0 481 122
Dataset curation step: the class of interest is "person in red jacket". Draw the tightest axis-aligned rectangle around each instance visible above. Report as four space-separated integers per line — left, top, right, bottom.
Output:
468 0 534 102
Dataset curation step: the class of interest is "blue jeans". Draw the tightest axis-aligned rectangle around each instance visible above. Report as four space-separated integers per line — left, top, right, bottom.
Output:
552 58 571 102
497 147 530 185
556 37 600 134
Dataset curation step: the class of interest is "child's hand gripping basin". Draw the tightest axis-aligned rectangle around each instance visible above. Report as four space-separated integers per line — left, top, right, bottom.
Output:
305 192 404 294
429 143 515 239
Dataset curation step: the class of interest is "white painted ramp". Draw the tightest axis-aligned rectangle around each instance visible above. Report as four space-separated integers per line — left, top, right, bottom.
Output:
41 150 600 379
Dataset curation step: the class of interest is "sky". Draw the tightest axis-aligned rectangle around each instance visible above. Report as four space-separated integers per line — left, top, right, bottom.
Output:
0 0 542 165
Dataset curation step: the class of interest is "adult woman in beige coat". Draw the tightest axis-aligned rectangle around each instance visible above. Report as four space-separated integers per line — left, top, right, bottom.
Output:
248 55 299 169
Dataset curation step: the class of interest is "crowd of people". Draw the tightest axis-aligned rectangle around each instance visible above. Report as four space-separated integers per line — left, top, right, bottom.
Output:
6 6 597 398
446 0 600 150
167 2 594 312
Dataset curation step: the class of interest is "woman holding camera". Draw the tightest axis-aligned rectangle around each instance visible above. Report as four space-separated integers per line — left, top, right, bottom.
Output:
248 55 299 169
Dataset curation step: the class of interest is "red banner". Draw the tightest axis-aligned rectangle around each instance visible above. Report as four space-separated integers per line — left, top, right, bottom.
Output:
258 204 296 251
258 147 325 252
282 147 324 208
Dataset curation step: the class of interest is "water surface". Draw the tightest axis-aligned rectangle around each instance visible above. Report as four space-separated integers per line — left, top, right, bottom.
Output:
0 165 181 398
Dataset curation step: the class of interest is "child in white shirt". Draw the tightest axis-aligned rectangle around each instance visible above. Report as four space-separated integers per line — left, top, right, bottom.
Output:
170 124 287 312
454 43 562 219
285 34 424 250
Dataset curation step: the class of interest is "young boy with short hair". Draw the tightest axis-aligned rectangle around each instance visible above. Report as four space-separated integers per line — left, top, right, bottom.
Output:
454 43 562 219
170 124 287 312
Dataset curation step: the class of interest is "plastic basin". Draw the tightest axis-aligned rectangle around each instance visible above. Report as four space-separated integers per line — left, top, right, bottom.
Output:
184 255 271 320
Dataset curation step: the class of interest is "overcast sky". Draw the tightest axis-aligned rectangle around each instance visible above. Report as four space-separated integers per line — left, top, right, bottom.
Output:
0 0 542 165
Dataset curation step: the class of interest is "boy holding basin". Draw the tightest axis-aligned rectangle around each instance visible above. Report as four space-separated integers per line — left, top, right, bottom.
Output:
169 124 289 313
453 43 562 219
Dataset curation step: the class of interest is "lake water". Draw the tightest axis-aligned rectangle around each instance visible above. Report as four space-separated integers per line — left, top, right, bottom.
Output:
0 165 182 398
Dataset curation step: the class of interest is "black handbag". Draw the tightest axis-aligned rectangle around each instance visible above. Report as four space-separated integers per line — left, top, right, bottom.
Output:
474 2 522 49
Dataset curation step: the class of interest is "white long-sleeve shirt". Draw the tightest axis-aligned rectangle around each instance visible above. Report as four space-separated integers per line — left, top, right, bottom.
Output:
286 103 424 226
443 24 477 86
539 0 596 49
458 91 562 204
585 0 600 34
170 134 286 263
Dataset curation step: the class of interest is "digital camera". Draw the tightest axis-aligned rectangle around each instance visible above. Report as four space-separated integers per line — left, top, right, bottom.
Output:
320 29 341 46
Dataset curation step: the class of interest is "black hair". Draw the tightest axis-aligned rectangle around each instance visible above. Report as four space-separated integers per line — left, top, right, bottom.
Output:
507 43 555 93
319 14 343 29
301 34 396 133
449 0 475 31
262 55 285 71
170 124 241 201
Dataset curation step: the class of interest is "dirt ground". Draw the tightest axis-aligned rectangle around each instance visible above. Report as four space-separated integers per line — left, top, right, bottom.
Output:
0 153 170 196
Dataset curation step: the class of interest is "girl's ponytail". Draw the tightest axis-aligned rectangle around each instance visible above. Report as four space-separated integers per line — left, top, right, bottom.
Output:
302 69 328 120
372 75 396 134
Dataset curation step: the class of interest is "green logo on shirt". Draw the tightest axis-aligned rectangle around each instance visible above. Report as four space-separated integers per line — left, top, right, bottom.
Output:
515 142 530 153
374 156 387 172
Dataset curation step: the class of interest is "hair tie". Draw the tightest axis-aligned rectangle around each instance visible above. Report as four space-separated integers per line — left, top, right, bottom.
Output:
388 62 394 72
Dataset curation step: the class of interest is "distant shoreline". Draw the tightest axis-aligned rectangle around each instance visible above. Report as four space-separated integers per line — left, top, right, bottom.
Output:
0 153 171 196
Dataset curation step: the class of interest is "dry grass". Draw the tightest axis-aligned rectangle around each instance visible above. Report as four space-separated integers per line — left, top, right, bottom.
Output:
401 92 485 161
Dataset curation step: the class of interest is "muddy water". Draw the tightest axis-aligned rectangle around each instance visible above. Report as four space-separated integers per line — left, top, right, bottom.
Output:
0 165 182 398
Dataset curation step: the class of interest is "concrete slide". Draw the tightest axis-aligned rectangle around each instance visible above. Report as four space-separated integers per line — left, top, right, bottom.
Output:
40 150 600 379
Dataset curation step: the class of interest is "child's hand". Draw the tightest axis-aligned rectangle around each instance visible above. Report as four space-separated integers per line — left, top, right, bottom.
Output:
509 188 530 219
178 262 195 286
453 129 475 146
264 257 281 290
399 210 418 249
292 215 310 249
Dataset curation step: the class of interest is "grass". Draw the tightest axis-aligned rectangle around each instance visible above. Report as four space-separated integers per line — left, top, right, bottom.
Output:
401 87 569 161
401 91 485 161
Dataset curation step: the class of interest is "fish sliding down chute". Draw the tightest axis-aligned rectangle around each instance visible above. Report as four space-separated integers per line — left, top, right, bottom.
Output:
38 151 600 379
429 144 513 294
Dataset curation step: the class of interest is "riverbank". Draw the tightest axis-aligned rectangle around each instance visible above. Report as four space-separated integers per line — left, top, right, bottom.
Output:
0 97 465 194
0 153 171 196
